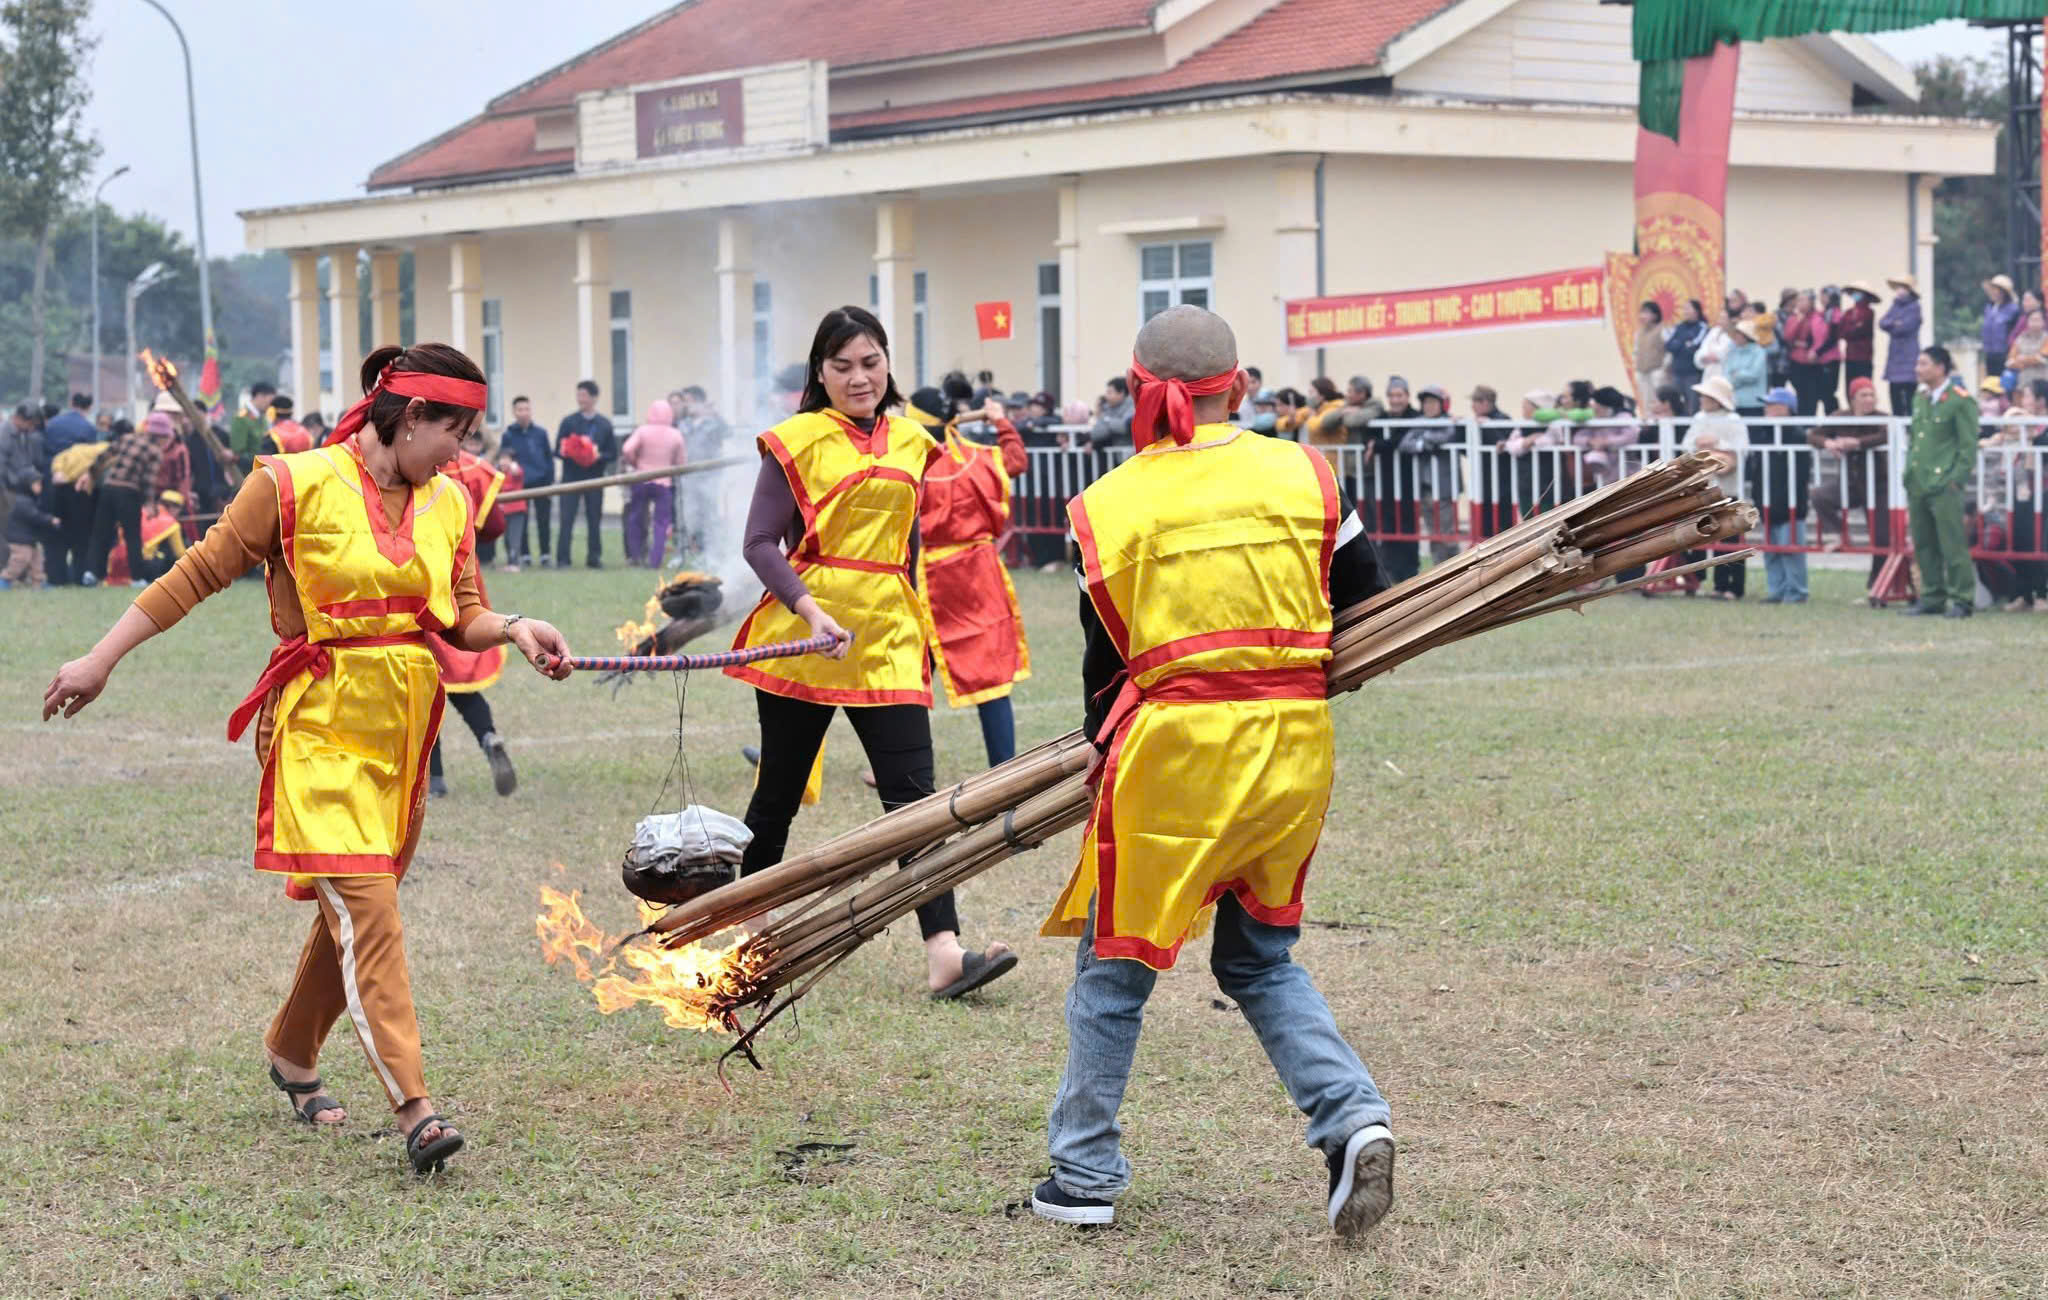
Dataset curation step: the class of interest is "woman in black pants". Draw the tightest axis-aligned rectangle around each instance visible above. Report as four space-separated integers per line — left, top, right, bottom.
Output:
727 306 1016 1000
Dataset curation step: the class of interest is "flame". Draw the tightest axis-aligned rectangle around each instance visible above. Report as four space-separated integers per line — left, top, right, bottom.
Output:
138 349 178 390
614 573 668 650
535 883 757 1032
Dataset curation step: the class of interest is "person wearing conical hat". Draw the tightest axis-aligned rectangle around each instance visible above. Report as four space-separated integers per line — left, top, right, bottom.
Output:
1982 273 2023 379
1880 275 1924 417
1839 281 1879 395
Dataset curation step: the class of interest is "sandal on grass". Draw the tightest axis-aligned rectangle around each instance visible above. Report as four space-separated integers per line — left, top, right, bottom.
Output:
268 1063 344 1125
406 1113 464 1175
931 945 1018 1001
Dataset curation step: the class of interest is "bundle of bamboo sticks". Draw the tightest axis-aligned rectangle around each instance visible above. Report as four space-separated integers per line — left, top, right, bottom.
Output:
648 452 1756 1048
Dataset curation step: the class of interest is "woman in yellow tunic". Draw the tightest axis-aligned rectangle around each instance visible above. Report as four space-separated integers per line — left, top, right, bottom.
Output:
730 306 1016 1001
42 343 574 1175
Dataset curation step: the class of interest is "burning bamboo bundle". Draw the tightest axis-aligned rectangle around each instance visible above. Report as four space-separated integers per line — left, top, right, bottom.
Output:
140 349 243 488
537 452 1756 1057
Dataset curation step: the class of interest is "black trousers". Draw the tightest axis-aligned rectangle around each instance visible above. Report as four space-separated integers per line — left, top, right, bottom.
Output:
87 485 144 581
47 482 92 585
742 690 960 940
527 495 553 560
428 690 496 778
1889 382 1916 419
556 484 604 566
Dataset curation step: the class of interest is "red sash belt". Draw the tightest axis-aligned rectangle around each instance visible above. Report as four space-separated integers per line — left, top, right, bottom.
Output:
1093 666 1327 749
227 632 427 742
798 552 910 576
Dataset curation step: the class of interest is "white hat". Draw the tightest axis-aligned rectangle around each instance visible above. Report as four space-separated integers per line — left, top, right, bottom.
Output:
1691 375 1737 411
150 391 181 414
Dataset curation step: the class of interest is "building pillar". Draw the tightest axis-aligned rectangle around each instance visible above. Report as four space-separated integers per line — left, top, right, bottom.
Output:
716 212 757 425
368 248 403 348
1056 181 1082 408
874 198 917 373
575 224 612 389
1912 175 1938 358
325 247 363 412
448 237 484 357
287 249 321 414
1271 157 1322 388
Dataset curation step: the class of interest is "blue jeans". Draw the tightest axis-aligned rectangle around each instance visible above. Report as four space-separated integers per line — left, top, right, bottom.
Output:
976 696 1016 766
1047 892 1390 1200
1764 519 1809 601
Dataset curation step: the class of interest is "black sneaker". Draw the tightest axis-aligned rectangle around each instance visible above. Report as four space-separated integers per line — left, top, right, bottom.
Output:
1899 603 1944 616
1945 604 1974 619
482 731 517 796
428 774 449 799
1327 1123 1394 1238
1031 1176 1113 1226
740 745 760 767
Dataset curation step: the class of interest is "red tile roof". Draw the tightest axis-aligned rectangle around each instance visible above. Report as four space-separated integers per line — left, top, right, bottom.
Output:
489 0 1160 115
836 0 1452 130
373 114 573 190
368 0 1458 191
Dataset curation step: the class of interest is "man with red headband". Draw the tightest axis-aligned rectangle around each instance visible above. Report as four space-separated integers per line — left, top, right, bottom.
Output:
1031 306 1396 1236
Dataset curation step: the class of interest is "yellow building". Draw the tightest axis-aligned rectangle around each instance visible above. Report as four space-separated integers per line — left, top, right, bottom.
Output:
241 0 1995 427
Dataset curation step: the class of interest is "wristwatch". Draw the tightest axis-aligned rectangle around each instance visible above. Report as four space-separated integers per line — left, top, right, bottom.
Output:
502 613 527 639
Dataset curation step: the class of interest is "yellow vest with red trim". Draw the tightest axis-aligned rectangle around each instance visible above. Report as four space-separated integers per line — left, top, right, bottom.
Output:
252 445 472 898
919 430 1030 707
727 409 938 706
1044 425 1341 969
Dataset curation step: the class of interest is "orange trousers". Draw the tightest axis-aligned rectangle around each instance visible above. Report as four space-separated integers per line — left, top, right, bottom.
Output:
263 873 428 1111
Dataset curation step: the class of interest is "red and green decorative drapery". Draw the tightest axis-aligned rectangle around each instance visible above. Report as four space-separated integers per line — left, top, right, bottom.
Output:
1632 0 2045 138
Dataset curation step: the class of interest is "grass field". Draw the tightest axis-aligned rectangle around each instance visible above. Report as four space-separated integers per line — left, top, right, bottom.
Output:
2 539 2044 1298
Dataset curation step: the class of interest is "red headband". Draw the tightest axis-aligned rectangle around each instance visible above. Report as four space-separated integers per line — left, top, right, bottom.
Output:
325 362 488 446
1129 358 1241 450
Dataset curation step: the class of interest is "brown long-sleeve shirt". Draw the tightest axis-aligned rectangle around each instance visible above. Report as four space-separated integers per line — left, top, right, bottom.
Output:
135 462 487 638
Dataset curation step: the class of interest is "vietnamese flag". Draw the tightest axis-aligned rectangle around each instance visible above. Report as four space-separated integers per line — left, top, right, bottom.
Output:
974 300 1013 341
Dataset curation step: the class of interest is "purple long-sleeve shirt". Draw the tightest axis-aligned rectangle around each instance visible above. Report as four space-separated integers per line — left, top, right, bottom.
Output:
741 416 919 612
1879 293 1923 384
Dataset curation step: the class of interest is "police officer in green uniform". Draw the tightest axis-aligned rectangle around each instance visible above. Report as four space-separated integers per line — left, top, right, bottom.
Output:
1902 345 1979 618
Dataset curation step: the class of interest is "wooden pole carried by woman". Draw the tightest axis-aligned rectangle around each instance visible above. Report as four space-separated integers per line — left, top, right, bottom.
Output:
42 343 576 1176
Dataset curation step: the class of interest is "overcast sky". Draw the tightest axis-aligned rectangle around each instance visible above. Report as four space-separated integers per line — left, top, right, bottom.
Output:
79 3 2007 257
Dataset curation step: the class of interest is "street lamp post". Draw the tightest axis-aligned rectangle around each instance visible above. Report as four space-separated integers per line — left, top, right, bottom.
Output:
134 0 212 350
125 262 175 412
90 165 131 411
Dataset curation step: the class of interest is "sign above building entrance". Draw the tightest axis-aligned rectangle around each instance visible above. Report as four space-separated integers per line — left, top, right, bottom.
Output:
636 78 745 159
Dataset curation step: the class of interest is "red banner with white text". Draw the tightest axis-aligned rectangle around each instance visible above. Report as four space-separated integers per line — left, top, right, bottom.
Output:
1284 267 1607 351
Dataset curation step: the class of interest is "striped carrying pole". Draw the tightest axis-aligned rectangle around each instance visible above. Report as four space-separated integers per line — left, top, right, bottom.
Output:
541 633 843 675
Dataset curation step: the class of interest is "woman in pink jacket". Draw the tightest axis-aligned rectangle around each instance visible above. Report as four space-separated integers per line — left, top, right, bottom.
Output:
620 398 686 568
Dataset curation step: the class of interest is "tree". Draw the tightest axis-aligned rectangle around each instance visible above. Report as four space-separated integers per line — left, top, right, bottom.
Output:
0 0 98 404
1895 54 2008 346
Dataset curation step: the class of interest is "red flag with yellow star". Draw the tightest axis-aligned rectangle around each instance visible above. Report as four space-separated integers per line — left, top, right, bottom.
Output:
974 301 1012 341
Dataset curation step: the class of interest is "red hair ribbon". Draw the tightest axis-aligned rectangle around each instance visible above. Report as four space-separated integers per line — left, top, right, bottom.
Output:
324 361 489 446
1129 358 1241 450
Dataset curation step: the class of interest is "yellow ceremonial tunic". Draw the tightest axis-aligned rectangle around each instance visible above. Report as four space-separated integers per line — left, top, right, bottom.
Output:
233 445 475 901
919 429 1031 707
1044 425 1341 969
726 409 939 706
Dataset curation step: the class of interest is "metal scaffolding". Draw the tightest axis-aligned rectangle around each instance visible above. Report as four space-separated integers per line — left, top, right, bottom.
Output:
2005 20 2043 291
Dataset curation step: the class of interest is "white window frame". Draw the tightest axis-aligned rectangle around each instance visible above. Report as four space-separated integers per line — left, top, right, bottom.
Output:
608 289 632 420
1036 261 1061 399
913 270 928 387
480 298 505 425
1138 240 1214 324
752 280 773 396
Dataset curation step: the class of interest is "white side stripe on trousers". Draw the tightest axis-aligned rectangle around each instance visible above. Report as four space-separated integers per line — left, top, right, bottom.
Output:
317 878 405 1106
